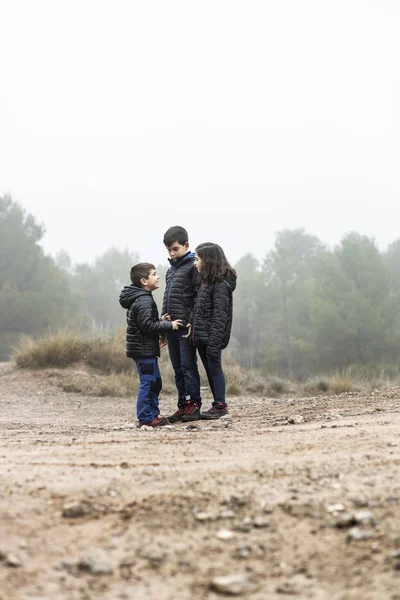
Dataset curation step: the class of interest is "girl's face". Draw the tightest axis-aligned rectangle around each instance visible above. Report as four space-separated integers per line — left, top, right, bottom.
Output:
194 252 203 272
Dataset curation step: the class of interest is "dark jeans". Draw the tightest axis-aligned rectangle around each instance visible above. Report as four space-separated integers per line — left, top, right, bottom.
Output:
197 346 226 408
167 331 201 406
133 357 162 424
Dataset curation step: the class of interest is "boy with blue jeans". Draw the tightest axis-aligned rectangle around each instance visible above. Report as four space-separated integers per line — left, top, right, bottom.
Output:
119 262 182 427
161 226 202 422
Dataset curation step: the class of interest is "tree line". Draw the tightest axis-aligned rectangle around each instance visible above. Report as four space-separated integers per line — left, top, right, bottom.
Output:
1 194 400 379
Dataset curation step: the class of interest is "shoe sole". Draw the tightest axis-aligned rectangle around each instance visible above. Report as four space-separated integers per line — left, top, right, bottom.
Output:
181 413 201 422
200 412 228 420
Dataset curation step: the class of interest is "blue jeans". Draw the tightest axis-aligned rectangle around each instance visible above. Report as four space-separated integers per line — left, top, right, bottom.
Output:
198 347 226 408
167 331 201 406
133 357 162 424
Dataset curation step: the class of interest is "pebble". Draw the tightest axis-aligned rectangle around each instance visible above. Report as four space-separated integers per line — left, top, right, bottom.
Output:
6 554 21 568
347 528 374 542
325 412 343 420
260 501 274 514
139 546 166 567
220 510 236 519
327 504 345 513
62 501 88 518
276 582 298 595
77 551 113 575
221 414 232 422
195 512 217 522
185 424 200 431
235 517 253 533
334 511 374 529
236 545 252 559
216 529 235 541
114 423 137 430
354 511 374 526
288 415 304 425
210 574 259 595
253 516 269 528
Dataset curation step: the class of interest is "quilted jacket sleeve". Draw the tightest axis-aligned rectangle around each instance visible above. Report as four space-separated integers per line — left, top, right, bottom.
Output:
207 280 231 358
161 268 171 316
136 296 173 335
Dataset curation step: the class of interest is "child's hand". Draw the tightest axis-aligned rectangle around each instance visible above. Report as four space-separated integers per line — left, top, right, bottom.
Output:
171 319 183 330
182 323 192 339
161 313 171 321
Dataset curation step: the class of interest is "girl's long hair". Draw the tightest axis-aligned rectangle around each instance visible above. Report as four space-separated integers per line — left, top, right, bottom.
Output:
195 243 237 284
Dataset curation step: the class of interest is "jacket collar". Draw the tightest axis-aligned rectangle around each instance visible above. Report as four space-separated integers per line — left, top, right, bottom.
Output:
168 251 194 267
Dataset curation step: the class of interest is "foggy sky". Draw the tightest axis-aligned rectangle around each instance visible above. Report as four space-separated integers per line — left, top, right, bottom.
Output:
1 0 400 268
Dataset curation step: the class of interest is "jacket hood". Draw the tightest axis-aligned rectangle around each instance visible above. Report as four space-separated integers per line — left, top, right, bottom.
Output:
119 284 150 309
168 251 195 267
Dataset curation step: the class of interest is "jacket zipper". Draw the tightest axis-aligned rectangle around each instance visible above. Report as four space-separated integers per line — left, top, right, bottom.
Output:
166 266 176 313
191 283 204 343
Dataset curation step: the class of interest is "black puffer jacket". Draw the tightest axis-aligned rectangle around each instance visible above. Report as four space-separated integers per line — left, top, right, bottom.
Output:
119 285 172 358
162 252 201 326
191 274 237 357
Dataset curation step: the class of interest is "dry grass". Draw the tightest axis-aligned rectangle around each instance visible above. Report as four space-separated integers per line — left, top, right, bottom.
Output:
12 330 397 400
302 376 331 396
58 371 137 398
86 335 132 374
330 367 365 394
13 331 89 369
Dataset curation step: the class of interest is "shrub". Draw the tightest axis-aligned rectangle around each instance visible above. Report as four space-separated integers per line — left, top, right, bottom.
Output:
86 335 133 374
59 371 137 397
13 330 89 368
224 362 245 396
330 368 365 395
302 376 331 396
265 376 292 397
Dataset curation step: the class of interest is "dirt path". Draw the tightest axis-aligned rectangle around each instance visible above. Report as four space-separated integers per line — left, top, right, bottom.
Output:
1 365 400 599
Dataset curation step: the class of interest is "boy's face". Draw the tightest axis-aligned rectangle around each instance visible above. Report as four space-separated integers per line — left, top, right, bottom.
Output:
141 269 160 291
166 241 189 261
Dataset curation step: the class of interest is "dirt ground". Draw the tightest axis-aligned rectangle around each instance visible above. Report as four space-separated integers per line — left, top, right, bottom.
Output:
1 363 400 600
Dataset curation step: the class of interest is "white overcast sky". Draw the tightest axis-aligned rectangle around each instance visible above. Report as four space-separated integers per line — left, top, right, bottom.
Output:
1 0 399 267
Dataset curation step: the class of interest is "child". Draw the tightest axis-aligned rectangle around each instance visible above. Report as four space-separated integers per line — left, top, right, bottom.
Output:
119 262 182 427
189 243 237 419
161 226 202 422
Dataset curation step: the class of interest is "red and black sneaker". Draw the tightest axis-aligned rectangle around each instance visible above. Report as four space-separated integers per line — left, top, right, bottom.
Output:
200 404 228 420
181 402 201 422
140 416 170 427
167 406 185 423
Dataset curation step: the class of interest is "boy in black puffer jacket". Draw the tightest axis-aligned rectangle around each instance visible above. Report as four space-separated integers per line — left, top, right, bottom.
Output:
119 262 182 427
161 226 202 422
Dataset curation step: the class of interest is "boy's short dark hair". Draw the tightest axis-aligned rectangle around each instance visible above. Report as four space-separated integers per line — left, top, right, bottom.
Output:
163 226 188 247
130 262 155 287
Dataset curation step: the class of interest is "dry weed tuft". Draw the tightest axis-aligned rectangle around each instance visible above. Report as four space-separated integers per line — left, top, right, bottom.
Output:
13 330 89 369
329 368 365 395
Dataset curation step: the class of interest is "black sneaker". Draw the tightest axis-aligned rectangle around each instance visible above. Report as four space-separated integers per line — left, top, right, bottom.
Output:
200 405 228 419
181 402 201 422
167 406 185 423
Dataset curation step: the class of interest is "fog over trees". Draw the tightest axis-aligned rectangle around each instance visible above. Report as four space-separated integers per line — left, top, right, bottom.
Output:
2 193 400 378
